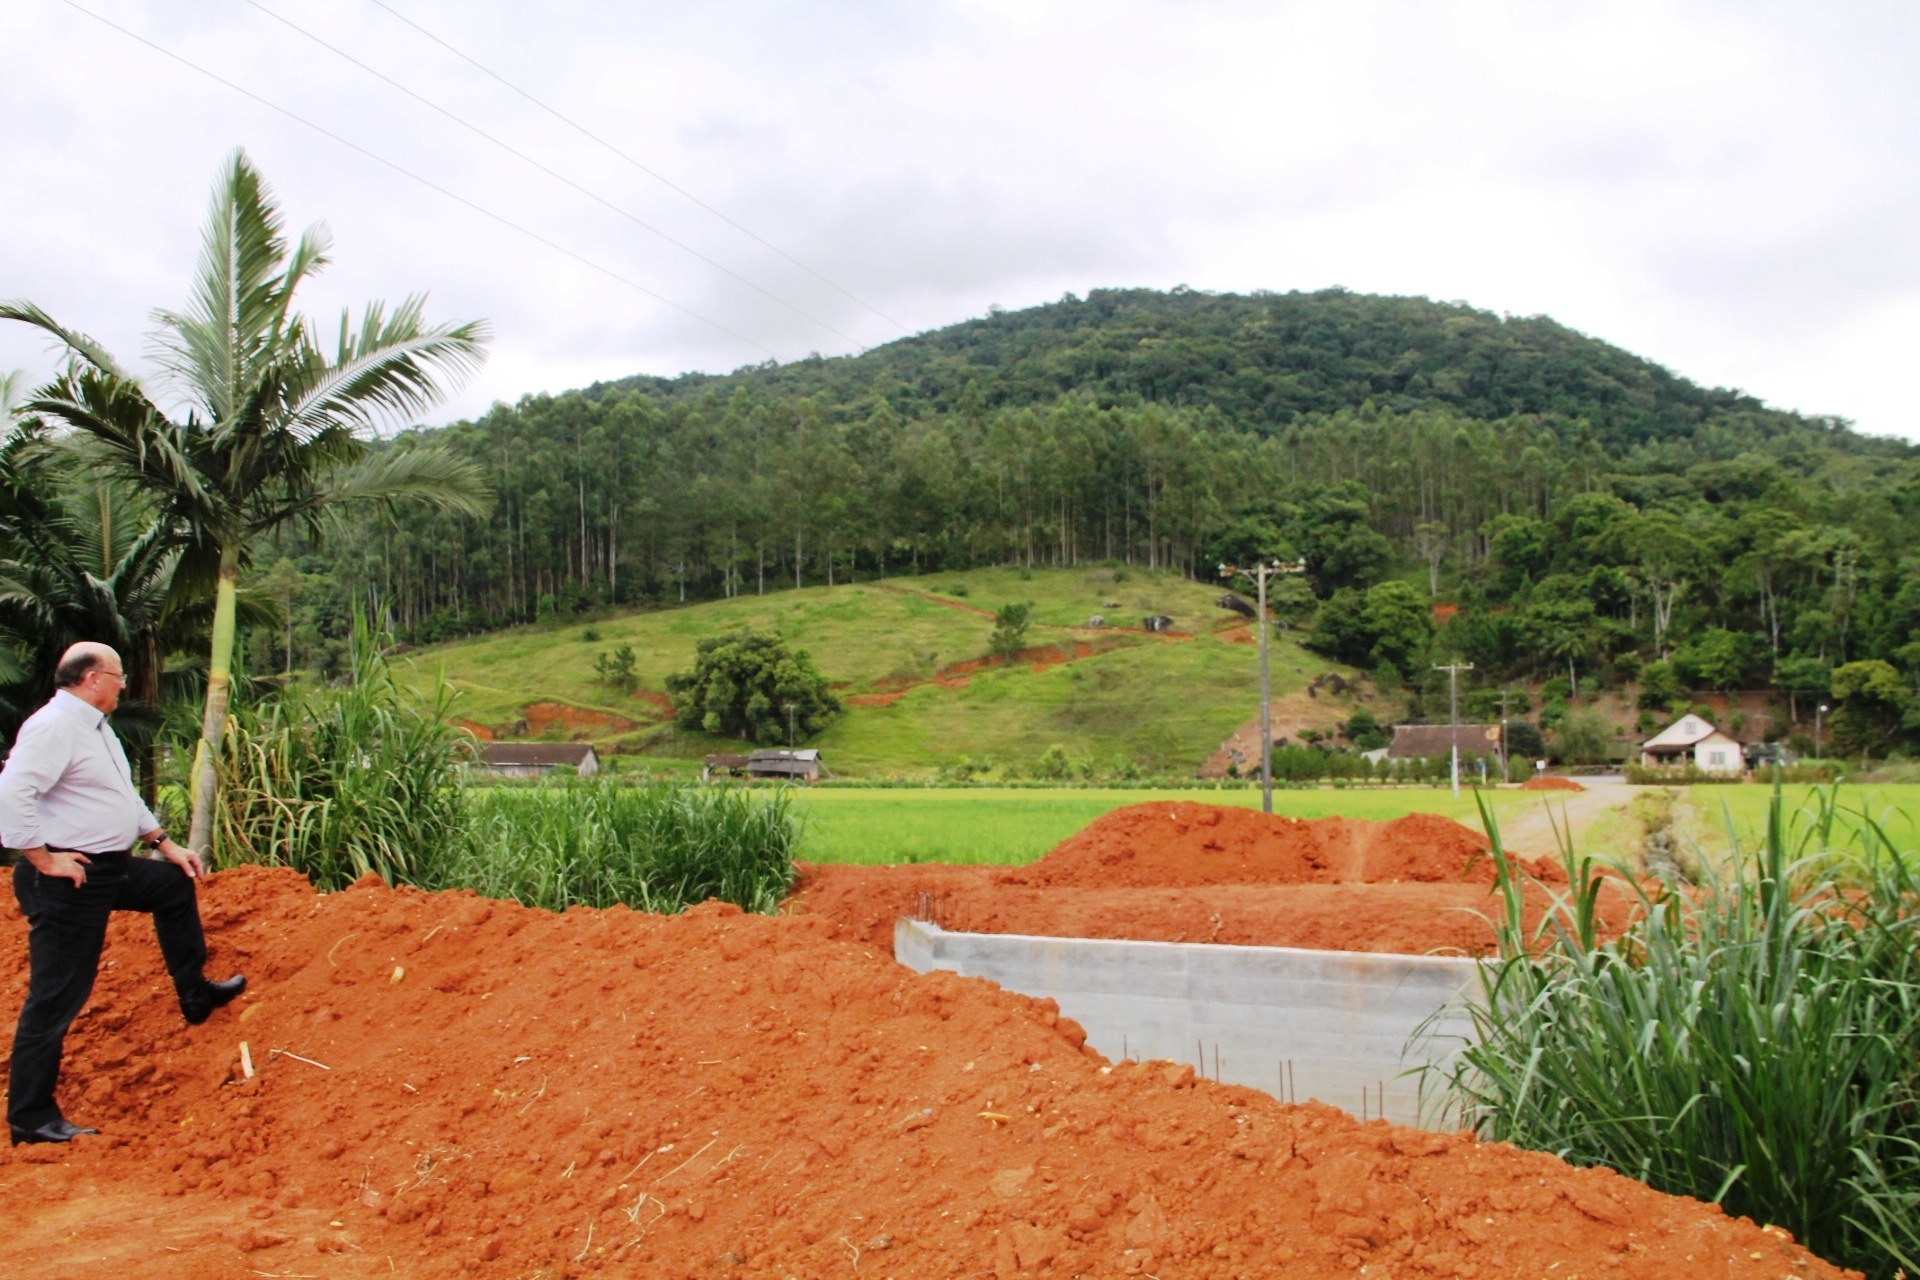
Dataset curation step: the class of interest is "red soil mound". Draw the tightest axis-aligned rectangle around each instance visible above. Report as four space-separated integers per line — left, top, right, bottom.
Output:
0 867 1841 1280
791 804 1595 956
1004 803 1509 889
1521 776 1587 792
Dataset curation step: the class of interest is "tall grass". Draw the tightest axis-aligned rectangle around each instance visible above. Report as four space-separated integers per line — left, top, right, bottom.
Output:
1429 786 1920 1277
213 619 799 914
439 781 798 913
213 618 469 888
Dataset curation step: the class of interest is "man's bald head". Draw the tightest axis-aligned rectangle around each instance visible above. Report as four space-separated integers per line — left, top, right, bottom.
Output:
54 642 122 690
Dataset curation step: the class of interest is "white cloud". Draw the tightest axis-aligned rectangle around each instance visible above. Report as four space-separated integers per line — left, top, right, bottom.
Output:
2 0 1915 436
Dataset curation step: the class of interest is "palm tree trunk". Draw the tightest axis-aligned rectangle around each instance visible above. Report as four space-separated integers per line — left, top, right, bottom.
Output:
187 545 240 852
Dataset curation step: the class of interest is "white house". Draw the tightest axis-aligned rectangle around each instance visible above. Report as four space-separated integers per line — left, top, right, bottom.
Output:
1639 715 1742 774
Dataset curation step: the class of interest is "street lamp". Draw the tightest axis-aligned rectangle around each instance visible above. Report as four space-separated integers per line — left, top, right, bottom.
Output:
1220 559 1306 815
1815 703 1828 759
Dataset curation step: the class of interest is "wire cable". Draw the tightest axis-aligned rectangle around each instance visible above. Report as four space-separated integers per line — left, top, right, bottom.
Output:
242 0 864 349
58 0 776 360
365 0 909 333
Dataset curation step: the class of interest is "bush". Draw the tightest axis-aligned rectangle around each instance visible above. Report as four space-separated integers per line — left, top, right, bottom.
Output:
593 643 637 694
1551 707 1615 764
666 627 842 744
989 602 1033 660
1344 707 1387 751
1504 719 1547 761
1431 789 1920 1277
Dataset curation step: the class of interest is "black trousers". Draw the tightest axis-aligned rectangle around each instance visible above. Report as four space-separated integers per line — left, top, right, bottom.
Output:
8 855 207 1129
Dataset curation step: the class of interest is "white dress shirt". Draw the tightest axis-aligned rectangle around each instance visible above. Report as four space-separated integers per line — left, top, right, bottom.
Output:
0 690 161 853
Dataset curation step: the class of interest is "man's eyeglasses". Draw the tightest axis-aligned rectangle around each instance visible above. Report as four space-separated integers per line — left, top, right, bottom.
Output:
90 669 128 686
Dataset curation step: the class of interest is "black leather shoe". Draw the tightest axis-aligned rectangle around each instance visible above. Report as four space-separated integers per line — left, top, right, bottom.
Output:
181 974 247 1025
10 1120 92 1145
51 1118 99 1138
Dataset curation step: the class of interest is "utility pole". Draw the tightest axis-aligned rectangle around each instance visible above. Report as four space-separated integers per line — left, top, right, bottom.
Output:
1221 559 1307 814
1495 687 1512 783
1433 660 1475 797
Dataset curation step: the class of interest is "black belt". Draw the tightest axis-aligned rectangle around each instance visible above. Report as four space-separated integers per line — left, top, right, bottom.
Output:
46 845 136 863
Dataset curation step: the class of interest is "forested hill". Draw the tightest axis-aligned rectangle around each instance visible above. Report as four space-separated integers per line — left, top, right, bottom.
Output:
591 288 1876 455
264 286 1920 758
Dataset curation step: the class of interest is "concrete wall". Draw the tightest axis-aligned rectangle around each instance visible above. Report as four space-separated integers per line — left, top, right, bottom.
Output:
895 919 1481 1129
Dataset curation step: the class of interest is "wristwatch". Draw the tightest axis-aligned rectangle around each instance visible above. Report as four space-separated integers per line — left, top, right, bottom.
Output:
145 831 167 848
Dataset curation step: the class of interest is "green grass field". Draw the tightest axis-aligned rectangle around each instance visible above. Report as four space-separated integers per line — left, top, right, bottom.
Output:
410 567 1361 776
1680 783 1920 858
789 785 1545 865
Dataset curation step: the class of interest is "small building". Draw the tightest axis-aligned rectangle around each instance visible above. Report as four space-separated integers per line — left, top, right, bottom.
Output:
473 742 600 779
1387 724 1503 760
1142 615 1176 632
1640 715 1743 774
747 748 829 781
701 753 752 781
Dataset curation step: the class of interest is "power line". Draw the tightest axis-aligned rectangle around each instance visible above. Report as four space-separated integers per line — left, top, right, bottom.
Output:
242 0 864 349
365 0 909 334
59 0 776 360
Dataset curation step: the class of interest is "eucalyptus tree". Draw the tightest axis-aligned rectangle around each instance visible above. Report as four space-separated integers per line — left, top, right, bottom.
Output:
2 149 490 851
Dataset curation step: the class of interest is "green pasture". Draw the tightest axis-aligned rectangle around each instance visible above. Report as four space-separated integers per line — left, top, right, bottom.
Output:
1680 783 1920 860
788 785 1545 865
408 567 1353 775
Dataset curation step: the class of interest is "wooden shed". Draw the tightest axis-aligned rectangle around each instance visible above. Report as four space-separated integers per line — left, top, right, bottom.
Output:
701 754 752 781
472 742 601 778
1386 724 1503 760
746 749 829 781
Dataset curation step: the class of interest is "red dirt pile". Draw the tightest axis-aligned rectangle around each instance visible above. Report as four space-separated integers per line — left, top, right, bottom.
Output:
1002 804 1506 889
0 867 1846 1280
1520 776 1587 792
791 803 1595 956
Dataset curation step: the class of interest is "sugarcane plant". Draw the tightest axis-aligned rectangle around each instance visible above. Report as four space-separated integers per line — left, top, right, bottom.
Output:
1426 785 1920 1278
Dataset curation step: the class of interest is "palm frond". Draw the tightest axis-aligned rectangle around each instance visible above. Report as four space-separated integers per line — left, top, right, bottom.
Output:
0 300 134 379
299 442 492 524
281 299 488 441
148 149 324 426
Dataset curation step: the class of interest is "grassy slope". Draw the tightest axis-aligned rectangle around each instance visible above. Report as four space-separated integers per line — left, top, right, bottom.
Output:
407 567 1350 775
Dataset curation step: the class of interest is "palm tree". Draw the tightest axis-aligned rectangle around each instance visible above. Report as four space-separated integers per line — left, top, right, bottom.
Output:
3 149 490 850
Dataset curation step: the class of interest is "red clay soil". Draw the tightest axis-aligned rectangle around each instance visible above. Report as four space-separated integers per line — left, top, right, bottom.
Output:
789 803 1610 957
0 866 1846 1280
521 702 641 738
1520 777 1587 792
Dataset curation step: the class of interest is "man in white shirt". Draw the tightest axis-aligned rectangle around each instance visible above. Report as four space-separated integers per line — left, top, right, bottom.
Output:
0 641 245 1145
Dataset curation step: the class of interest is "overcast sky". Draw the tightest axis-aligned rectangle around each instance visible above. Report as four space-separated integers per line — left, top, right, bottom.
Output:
4 1 1917 437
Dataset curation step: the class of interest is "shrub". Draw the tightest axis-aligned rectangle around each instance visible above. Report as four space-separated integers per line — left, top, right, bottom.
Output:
666 627 842 744
1551 707 1615 764
989 602 1033 660
1429 789 1920 1277
593 643 637 694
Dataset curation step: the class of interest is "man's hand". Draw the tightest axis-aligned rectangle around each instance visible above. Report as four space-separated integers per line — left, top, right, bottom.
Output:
22 846 90 887
158 839 205 880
